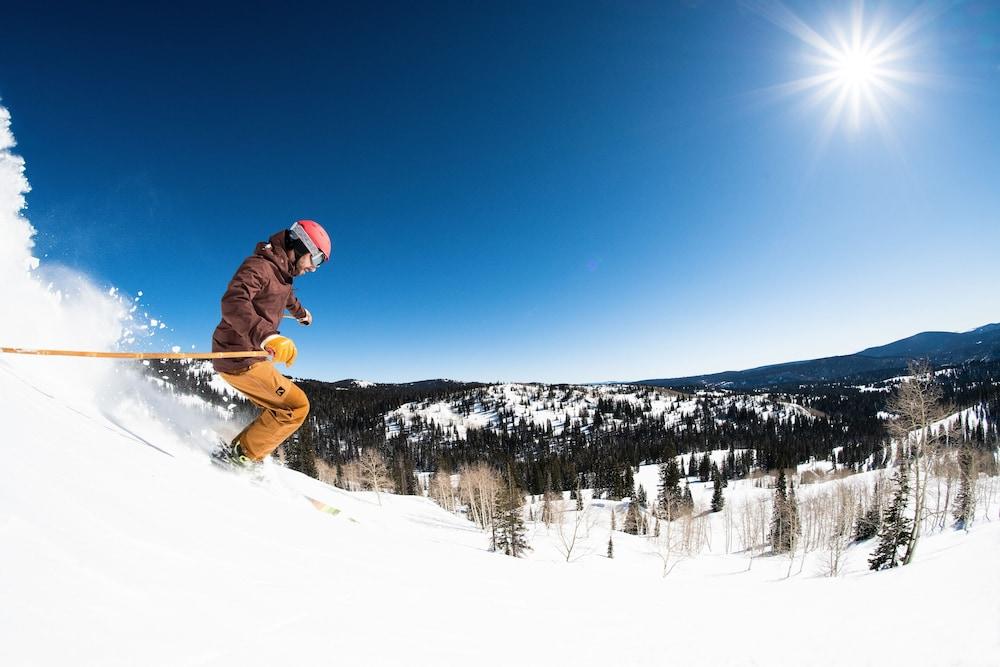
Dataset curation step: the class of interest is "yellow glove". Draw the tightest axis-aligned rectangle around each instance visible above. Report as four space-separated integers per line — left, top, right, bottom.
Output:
262 335 297 367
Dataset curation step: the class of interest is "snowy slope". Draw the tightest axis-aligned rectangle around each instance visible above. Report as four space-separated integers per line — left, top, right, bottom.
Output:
2 359 999 667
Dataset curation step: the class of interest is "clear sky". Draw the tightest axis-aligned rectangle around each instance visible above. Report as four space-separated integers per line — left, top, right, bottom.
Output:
1 1 998 383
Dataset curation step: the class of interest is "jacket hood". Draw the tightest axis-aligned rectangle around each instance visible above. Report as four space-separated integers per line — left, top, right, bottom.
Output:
255 231 295 281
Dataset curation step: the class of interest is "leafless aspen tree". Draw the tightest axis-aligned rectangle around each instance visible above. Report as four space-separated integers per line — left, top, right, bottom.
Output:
978 454 999 520
870 469 890 521
930 442 958 532
458 463 499 529
737 496 771 571
339 461 363 492
722 500 735 554
358 448 392 506
650 503 691 576
785 522 798 579
797 490 822 573
736 500 754 557
541 489 560 528
684 512 708 555
314 457 338 486
821 481 857 577
952 447 977 530
429 469 458 512
886 360 950 565
555 502 596 562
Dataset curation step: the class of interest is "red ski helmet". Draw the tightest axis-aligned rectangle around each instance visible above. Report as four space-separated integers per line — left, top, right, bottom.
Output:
288 219 331 267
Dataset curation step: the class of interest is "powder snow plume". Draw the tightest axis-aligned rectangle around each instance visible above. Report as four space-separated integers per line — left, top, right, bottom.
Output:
0 104 229 445
0 105 128 356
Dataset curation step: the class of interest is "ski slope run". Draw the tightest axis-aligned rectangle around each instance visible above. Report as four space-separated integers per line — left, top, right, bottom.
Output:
1 355 998 667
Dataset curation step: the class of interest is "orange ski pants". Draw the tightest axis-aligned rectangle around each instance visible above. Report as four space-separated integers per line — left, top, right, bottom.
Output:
219 361 310 461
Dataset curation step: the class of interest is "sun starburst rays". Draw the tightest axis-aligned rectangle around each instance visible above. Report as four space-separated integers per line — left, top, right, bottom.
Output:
750 0 939 142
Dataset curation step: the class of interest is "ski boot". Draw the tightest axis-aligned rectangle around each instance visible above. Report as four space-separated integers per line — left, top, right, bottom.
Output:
211 439 263 479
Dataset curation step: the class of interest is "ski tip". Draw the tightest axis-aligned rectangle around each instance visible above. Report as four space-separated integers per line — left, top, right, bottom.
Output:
305 496 342 516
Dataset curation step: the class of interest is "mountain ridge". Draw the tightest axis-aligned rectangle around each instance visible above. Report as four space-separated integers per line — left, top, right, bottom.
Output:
634 322 1000 389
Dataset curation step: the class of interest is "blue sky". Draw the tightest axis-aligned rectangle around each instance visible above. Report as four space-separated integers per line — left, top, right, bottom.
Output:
2 1 998 383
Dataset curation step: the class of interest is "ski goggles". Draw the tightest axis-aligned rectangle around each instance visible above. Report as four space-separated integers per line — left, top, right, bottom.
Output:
289 221 327 268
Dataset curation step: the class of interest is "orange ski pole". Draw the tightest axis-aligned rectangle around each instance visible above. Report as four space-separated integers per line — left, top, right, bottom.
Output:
0 347 271 360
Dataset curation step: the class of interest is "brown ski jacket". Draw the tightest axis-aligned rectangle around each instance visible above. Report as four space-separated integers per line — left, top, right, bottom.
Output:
211 231 308 374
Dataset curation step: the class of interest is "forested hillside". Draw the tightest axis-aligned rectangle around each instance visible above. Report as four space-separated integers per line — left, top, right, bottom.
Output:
146 359 1000 496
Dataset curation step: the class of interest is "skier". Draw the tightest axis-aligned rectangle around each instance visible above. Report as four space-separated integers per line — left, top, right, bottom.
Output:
210 220 331 470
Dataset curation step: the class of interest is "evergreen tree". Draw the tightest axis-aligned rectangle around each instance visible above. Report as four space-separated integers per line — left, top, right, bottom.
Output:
607 535 614 559
391 449 417 495
682 480 694 513
493 469 530 557
698 452 712 482
618 464 635 500
724 446 736 482
869 464 912 570
711 460 728 488
636 484 648 507
623 501 642 535
657 458 682 516
769 469 795 553
852 482 882 542
285 423 318 479
710 469 725 512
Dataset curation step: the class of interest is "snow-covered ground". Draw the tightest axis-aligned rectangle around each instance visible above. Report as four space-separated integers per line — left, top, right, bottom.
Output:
2 352 999 666
2 105 998 666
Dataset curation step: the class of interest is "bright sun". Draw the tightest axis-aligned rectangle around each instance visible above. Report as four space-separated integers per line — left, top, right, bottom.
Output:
755 1 936 138
835 49 879 88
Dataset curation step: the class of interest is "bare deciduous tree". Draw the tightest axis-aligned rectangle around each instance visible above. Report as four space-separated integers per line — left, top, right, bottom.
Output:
886 360 950 565
314 457 338 486
722 500 735 554
650 495 708 576
555 501 596 563
821 481 858 577
736 496 770 571
429 469 458 513
458 463 499 529
358 448 391 506
540 489 560 528
650 508 687 577
338 461 364 492
978 452 1000 520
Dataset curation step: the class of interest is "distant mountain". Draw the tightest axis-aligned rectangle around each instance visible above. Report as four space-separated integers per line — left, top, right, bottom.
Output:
636 322 1000 390
856 323 1000 359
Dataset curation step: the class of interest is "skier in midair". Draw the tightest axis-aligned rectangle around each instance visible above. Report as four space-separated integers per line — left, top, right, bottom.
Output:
210 219 331 469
